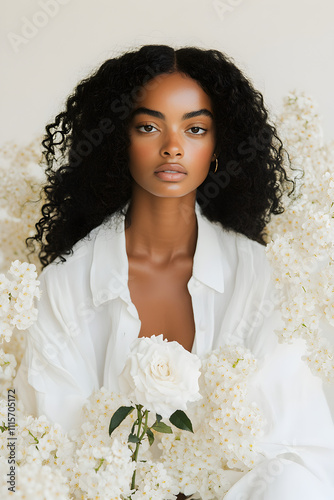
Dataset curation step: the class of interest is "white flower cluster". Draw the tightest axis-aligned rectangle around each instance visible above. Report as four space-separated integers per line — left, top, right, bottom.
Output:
68 389 139 499
0 260 40 343
74 439 135 499
0 346 264 500
0 409 72 499
266 91 334 381
0 390 136 499
158 345 265 499
0 351 16 386
67 387 181 499
0 138 45 275
132 461 179 499
0 462 70 499
0 330 26 371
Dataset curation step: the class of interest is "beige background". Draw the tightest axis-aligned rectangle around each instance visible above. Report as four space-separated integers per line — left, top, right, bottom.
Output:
1 0 334 144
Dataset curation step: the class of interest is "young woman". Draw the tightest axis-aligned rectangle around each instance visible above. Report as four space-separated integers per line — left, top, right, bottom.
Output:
15 45 334 498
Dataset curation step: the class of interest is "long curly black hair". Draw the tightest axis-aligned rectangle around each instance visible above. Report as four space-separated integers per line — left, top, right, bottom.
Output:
28 44 294 269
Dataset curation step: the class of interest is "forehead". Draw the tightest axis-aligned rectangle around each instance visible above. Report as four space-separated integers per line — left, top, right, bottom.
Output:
133 72 213 112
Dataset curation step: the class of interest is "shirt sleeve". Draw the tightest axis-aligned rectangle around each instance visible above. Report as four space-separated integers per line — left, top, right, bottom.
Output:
222 239 334 499
14 264 100 433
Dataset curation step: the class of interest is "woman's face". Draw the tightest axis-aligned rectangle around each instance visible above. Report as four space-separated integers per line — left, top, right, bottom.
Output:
127 71 217 199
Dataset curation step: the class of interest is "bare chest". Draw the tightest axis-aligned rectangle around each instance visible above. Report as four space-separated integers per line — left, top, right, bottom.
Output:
127 258 195 352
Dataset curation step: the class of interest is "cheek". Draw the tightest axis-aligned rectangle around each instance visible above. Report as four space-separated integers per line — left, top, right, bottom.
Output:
128 142 155 179
129 139 156 162
191 142 215 166
196 147 212 161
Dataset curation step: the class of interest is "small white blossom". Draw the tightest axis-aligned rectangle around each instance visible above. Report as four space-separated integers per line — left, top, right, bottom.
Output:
0 349 17 382
0 462 69 499
0 261 40 343
267 91 334 381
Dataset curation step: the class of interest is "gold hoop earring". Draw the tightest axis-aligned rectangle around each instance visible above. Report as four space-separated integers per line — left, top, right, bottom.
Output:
214 157 218 173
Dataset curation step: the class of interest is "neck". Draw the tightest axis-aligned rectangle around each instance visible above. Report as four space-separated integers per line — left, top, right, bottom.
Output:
125 187 198 265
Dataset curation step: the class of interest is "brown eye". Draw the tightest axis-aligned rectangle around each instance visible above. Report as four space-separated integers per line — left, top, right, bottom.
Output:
188 126 206 135
136 124 158 133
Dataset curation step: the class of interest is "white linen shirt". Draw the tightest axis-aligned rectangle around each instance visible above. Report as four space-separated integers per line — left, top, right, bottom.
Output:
14 201 334 499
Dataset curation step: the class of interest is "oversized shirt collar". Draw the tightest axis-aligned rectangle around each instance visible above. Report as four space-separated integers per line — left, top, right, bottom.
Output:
90 201 224 307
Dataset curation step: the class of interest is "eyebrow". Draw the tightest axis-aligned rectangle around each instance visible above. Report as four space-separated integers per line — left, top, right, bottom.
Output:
130 106 214 121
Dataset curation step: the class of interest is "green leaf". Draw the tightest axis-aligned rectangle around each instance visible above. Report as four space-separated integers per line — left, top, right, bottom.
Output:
109 406 134 436
128 433 140 443
146 428 155 446
151 414 162 428
0 422 8 433
151 421 173 434
130 420 138 436
169 410 193 433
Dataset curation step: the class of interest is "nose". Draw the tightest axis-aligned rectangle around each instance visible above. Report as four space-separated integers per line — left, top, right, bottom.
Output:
160 131 184 158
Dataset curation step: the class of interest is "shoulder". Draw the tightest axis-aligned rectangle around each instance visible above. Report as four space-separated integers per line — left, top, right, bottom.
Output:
38 213 123 306
212 222 276 316
41 232 95 289
211 220 271 277
41 212 121 283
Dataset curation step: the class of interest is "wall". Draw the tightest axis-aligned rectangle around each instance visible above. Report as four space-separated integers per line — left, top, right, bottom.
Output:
1 0 334 144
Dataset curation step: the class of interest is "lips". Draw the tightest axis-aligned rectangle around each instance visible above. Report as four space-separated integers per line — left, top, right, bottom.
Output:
154 163 187 174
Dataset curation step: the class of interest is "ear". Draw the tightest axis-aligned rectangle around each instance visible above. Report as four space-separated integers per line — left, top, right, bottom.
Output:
211 151 219 162
212 145 221 161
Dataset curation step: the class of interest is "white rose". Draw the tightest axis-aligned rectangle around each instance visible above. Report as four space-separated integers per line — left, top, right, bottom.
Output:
119 335 202 418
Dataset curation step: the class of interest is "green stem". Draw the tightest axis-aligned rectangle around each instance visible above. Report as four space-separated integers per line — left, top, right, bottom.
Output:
130 407 149 492
94 457 105 472
139 409 149 442
131 406 144 491
28 430 39 444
